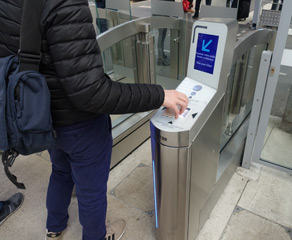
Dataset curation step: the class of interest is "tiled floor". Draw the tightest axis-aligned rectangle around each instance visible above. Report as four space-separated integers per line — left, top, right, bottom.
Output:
0 139 292 240
262 116 292 169
195 159 292 240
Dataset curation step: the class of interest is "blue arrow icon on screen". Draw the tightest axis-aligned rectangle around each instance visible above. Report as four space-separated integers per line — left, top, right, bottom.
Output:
202 39 212 52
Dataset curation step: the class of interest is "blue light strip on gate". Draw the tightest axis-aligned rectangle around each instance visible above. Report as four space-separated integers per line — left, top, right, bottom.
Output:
152 160 158 228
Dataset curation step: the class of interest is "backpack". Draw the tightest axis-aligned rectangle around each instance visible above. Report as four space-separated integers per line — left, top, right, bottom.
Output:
0 0 55 189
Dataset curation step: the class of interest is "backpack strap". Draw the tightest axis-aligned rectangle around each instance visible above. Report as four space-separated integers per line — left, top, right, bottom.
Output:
2 150 25 189
18 0 44 72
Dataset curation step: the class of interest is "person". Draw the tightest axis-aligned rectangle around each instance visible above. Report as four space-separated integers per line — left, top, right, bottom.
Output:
0 1 188 240
226 0 238 8
157 28 170 66
189 0 194 8
0 193 24 226
183 0 195 13
157 0 175 66
193 0 212 19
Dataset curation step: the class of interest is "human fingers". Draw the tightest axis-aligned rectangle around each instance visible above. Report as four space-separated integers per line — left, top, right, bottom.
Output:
163 90 188 107
175 92 188 116
163 90 188 119
177 99 188 115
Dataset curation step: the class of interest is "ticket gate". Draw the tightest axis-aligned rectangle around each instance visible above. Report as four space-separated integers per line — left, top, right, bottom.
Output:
150 18 238 240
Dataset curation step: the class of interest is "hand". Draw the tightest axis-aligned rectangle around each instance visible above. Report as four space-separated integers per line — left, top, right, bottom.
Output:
162 90 188 119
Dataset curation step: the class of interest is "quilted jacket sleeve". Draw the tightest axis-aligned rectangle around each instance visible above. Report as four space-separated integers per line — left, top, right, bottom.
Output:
42 0 164 114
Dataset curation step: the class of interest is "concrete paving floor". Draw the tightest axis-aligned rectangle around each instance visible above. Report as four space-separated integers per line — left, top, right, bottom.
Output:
0 139 291 240
262 116 292 170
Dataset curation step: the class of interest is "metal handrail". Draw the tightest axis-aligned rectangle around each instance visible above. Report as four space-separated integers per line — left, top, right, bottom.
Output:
97 15 275 59
97 17 151 52
233 28 274 65
96 16 183 52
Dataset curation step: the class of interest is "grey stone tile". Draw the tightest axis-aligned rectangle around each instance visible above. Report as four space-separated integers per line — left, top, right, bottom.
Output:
236 162 262 181
261 125 292 169
39 150 51 162
108 139 152 193
195 173 248 240
106 195 156 240
113 164 154 213
134 139 152 167
58 196 82 240
108 153 142 194
238 166 292 228
0 154 51 240
220 209 291 240
263 115 281 146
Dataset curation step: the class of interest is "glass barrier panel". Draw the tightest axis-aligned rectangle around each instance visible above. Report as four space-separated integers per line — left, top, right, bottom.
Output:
151 0 185 19
152 28 185 88
260 18 292 170
130 0 152 18
101 36 137 127
88 0 99 34
99 17 188 127
151 18 186 89
221 43 268 150
198 0 239 20
106 0 131 13
94 0 132 35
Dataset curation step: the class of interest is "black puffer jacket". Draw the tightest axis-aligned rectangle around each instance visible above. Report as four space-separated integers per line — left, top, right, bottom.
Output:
0 0 165 126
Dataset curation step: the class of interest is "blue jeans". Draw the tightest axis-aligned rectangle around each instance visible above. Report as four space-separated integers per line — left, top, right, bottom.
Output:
46 115 112 240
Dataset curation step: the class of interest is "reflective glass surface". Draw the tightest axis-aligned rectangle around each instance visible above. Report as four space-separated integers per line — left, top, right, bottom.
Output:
221 43 268 150
260 18 292 170
101 36 137 127
94 0 132 35
98 15 187 128
152 23 186 90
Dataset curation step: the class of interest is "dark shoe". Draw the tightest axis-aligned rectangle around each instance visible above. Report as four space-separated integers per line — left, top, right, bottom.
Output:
157 58 170 66
192 12 199 19
46 230 62 240
0 192 24 226
105 219 126 240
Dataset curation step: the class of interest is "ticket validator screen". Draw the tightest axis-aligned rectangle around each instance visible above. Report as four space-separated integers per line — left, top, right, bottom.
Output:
194 33 219 75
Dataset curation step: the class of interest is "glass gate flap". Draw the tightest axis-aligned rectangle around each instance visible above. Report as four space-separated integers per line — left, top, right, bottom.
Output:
94 0 132 35
151 1 186 84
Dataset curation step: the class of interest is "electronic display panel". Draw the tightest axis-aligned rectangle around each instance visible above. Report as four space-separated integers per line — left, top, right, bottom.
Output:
194 33 219 75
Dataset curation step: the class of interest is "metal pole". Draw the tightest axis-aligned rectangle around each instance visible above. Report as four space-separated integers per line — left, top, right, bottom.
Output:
252 0 263 29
